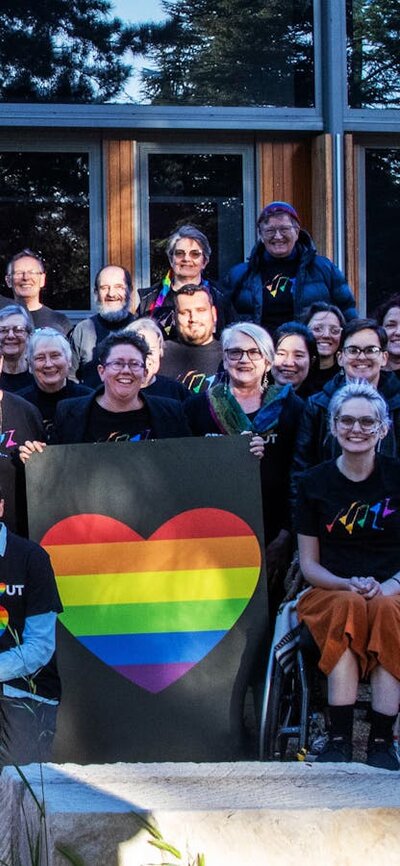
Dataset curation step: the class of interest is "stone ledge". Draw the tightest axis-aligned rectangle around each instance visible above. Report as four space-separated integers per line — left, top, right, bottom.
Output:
2 761 400 866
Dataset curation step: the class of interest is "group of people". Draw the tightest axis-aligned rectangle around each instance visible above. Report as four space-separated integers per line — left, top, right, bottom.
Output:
0 200 400 770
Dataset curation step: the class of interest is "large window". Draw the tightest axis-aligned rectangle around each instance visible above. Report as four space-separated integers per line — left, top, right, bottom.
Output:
137 146 254 288
364 148 400 314
0 147 102 312
347 0 400 109
0 1 315 109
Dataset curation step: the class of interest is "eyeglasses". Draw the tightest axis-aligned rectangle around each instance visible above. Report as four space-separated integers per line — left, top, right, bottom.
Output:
341 345 382 358
173 249 203 260
260 226 296 239
310 324 342 337
225 347 263 361
0 326 28 336
11 270 43 278
335 415 381 433
103 360 145 372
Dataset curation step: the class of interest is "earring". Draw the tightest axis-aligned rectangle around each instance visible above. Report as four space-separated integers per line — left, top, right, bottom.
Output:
262 370 269 391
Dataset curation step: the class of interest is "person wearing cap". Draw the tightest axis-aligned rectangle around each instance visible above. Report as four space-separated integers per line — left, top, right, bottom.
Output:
221 202 357 333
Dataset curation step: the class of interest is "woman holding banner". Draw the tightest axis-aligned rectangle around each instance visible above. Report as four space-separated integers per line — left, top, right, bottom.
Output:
185 322 303 614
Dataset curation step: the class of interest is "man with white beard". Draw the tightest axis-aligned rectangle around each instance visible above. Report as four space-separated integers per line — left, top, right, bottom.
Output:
70 265 139 387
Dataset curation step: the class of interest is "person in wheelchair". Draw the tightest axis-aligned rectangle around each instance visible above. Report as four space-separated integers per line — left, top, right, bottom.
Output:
296 381 400 770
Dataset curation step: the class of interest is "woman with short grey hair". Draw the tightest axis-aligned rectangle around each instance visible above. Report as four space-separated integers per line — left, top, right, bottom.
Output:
20 326 92 439
0 304 34 393
185 321 304 616
138 224 231 339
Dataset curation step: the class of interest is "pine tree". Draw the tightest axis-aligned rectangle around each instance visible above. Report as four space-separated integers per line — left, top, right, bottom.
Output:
0 0 132 102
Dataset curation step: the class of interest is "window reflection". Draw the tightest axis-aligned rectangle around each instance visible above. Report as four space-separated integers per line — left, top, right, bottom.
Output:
347 0 400 109
148 153 244 285
134 0 314 107
365 149 400 313
0 153 90 310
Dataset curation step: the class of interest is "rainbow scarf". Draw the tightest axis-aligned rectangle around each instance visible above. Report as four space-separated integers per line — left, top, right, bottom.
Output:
207 382 291 437
148 272 212 313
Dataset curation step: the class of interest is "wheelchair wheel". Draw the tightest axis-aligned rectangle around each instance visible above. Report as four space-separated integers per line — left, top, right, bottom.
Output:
263 650 310 761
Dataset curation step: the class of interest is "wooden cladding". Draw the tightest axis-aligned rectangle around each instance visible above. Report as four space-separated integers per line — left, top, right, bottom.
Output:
258 140 312 235
105 140 134 274
344 134 359 303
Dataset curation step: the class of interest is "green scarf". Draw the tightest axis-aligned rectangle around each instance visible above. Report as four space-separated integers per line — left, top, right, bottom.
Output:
207 382 291 436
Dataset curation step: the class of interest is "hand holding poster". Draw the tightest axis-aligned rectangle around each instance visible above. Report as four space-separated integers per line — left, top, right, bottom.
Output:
26 436 268 762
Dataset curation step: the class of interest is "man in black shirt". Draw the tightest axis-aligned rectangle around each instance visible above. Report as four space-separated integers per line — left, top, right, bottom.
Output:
160 284 223 393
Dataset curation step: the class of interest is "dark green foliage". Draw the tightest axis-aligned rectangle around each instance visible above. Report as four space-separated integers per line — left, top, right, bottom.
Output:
128 0 314 107
0 0 132 102
347 0 400 107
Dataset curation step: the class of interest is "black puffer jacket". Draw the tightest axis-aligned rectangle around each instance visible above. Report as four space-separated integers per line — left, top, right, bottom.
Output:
221 231 357 325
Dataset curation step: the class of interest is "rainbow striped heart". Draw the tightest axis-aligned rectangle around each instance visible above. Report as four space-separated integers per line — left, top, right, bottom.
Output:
41 508 261 693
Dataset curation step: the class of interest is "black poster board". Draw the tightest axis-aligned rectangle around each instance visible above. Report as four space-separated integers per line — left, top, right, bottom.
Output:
26 436 268 762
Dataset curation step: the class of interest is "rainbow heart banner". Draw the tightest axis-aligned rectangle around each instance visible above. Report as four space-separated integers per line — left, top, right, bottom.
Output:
26 438 268 762
42 508 261 693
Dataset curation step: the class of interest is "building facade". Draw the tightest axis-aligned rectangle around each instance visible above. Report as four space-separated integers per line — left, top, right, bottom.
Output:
0 0 398 320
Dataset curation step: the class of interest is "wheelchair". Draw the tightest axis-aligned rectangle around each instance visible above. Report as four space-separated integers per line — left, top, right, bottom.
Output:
259 598 371 761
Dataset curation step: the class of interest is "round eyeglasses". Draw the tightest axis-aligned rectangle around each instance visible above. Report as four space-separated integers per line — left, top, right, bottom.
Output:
0 326 28 336
260 226 295 239
173 249 203 260
335 415 381 433
310 324 342 337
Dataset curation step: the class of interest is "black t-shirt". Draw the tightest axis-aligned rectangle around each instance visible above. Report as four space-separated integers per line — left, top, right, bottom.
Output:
261 252 299 333
19 380 92 442
30 305 73 336
296 455 400 581
84 401 153 443
160 340 223 393
0 370 35 394
0 529 63 699
0 393 44 535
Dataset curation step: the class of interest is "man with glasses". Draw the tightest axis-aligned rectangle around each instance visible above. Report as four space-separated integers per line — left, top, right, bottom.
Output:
222 201 357 333
20 331 190 450
4 250 72 335
291 318 400 504
160 284 223 393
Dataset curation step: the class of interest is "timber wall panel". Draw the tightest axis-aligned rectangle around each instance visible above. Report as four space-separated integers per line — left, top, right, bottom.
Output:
311 134 334 261
105 140 134 275
344 133 359 303
258 140 312 233
105 140 139 310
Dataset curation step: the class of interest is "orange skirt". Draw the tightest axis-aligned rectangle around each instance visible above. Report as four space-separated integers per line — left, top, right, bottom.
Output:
297 588 400 680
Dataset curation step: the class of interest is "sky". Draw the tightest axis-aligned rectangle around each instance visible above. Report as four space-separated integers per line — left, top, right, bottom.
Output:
110 0 166 101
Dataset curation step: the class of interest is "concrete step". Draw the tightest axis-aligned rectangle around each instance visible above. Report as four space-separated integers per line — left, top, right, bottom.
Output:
2 761 400 866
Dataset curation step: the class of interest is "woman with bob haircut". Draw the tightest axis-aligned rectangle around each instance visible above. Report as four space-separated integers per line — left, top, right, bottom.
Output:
296 381 400 770
185 321 304 613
